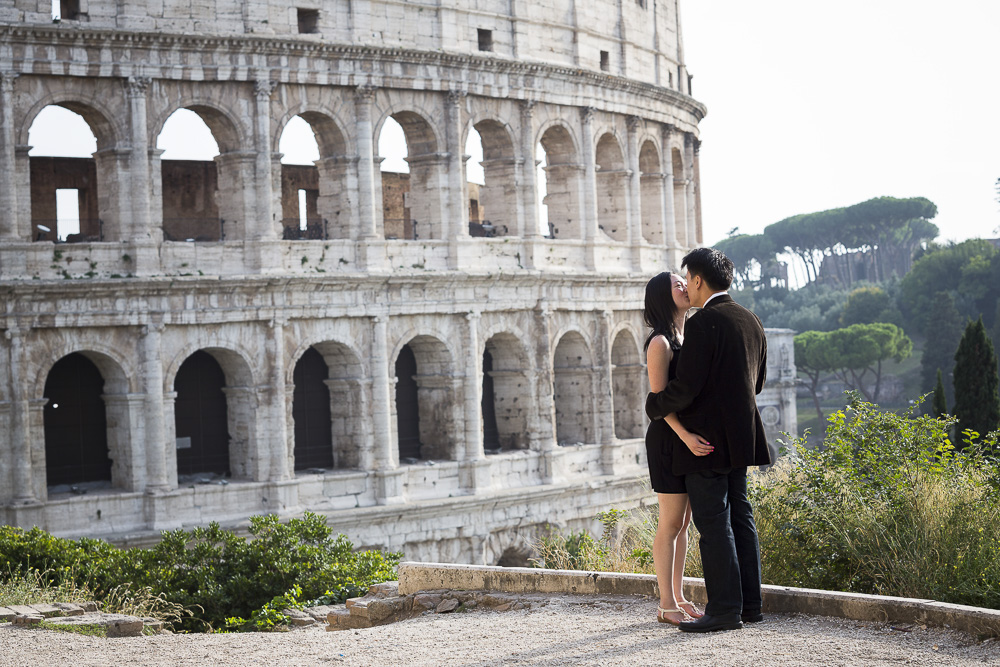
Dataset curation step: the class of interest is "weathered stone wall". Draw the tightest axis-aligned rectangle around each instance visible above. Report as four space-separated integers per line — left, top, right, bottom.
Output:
0 2 796 564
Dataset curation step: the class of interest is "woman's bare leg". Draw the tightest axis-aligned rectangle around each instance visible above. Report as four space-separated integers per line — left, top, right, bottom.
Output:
653 492 689 622
672 500 702 616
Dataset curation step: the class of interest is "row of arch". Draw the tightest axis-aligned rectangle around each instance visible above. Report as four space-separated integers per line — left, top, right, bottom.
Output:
10 78 698 248
35 326 648 494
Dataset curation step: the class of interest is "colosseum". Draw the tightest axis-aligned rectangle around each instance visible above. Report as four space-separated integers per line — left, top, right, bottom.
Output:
0 0 796 563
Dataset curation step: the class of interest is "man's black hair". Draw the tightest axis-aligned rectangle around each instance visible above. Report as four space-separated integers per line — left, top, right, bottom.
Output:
681 247 734 292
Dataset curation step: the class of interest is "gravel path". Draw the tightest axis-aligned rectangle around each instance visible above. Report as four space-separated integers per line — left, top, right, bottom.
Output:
2 595 998 666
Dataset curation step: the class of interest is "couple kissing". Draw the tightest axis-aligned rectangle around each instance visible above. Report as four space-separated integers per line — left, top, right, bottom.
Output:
642 247 771 633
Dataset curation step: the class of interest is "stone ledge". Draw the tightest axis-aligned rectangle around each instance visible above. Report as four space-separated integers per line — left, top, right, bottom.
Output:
397 562 1000 638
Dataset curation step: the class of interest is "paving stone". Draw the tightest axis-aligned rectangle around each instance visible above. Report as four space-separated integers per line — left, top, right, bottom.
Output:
368 582 400 598
436 599 460 613
45 612 145 637
326 608 372 631
0 607 15 622
304 605 338 622
52 603 85 617
7 606 40 617
26 603 62 618
413 594 442 611
283 609 315 626
141 618 165 632
13 615 44 626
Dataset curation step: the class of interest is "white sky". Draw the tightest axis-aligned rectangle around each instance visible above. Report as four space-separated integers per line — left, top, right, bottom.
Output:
30 2 1000 246
681 0 1000 245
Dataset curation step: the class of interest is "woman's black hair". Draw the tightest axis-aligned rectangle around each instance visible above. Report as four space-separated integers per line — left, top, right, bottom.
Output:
643 271 680 353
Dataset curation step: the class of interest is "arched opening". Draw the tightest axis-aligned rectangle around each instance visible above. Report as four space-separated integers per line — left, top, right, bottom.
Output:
468 121 516 238
173 350 230 478
292 347 332 470
538 125 581 240
28 105 104 242
483 333 532 452
379 112 445 240
157 106 245 242
43 353 110 488
611 330 644 439
553 332 595 445
279 112 352 240
639 140 664 245
595 133 628 243
671 147 687 248
394 336 457 462
394 343 421 460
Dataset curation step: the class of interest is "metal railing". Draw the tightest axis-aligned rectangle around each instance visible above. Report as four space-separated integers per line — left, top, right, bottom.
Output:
281 218 328 240
469 220 507 238
32 219 104 242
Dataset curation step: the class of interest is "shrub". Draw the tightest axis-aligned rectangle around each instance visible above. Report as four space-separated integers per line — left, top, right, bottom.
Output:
0 512 400 631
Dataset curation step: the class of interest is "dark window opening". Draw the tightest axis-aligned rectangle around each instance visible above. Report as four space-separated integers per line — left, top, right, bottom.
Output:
395 344 422 461
293 347 333 471
298 8 320 34
174 351 230 477
482 349 500 451
59 0 81 20
478 29 493 52
43 353 110 487
600 51 610 72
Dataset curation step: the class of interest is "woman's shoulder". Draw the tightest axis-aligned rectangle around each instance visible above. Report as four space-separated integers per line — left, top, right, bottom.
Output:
646 334 677 358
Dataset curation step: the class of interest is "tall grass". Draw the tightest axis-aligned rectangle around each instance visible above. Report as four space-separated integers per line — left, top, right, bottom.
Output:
534 395 1000 610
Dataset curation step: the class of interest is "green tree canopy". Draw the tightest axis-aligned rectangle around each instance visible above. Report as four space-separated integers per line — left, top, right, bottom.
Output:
952 317 1000 444
714 233 777 289
839 286 899 327
932 369 948 418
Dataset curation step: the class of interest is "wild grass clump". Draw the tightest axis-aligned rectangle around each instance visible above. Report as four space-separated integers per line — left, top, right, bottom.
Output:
0 512 401 631
532 508 660 575
0 567 94 609
753 394 1000 609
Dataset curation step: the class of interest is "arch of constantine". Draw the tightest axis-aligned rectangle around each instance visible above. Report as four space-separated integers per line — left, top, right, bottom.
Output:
0 0 796 562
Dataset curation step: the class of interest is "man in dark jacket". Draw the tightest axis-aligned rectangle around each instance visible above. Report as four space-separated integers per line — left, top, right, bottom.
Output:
645 247 772 633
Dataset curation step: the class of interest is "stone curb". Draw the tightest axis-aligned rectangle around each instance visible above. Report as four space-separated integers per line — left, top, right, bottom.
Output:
398 561 1000 638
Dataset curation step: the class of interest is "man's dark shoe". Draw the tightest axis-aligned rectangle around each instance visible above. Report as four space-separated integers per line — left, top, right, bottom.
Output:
741 610 764 623
677 613 743 633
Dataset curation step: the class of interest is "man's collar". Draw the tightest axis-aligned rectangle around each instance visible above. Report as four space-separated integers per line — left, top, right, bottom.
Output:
702 291 729 308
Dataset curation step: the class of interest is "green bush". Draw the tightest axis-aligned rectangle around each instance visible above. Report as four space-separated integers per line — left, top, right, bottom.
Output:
0 512 400 631
753 394 1000 608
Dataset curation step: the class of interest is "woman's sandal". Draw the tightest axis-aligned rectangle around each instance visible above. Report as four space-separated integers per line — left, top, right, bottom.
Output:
677 600 704 619
657 606 685 626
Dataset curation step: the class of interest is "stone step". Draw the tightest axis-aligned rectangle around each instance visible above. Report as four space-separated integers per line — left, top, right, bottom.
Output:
52 603 85 617
326 607 372 631
367 582 400 599
0 607 15 622
26 603 62 618
45 612 146 638
6 605 42 617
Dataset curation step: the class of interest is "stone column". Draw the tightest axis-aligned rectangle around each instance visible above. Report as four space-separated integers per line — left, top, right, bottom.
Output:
92 148 131 241
661 125 678 250
14 145 31 240
355 85 379 239
580 107 599 269
693 137 703 247
596 310 619 474
684 132 697 249
253 78 278 241
535 308 563 483
462 312 484 461
6 328 35 503
125 76 152 239
27 398 47 502
141 322 170 491
446 90 469 269
518 100 539 241
268 318 289 481
0 72 19 241
626 116 643 271
371 315 404 503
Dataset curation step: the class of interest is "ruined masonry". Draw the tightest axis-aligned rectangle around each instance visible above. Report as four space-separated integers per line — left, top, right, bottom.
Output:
0 0 796 563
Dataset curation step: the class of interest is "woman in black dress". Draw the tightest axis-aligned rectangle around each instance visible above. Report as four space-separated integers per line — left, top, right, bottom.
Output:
643 271 709 625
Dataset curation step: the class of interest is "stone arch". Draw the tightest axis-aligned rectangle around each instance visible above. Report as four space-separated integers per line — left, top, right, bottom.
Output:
375 106 446 240
595 133 628 242
638 139 664 244
167 345 257 481
469 118 518 237
24 97 126 242
40 350 138 494
154 99 251 242
289 339 368 471
276 108 354 240
552 330 596 445
392 333 459 462
611 328 644 439
482 331 533 451
537 121 582 240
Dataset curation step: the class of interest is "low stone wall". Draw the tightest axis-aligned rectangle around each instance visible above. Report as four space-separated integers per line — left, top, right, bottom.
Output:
397 562 1000 638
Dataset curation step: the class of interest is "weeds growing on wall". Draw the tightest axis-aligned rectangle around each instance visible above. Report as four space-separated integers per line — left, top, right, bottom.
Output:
535 394 1000 610
0 512 401 631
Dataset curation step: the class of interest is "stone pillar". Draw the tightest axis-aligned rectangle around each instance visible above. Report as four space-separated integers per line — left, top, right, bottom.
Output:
14 145 31 240
535 308 563 483
253 78 278 241
27 398 47 502
371 315 404 503
626 116 643 271
125 76 152 240
446 90 469 269
580 107 599 269
92 148 131 241
0 72 19 240
141 322 170 492
693 137 703 247
355 85 379 239
268 318 289 481
518 100 539 241
6 328 35 503
596 311 619 474
462 312 484 462
684 132 697 249
661 125 678 250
